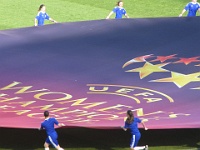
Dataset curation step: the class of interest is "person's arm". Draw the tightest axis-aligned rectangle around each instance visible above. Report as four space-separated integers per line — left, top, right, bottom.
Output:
141 120 148 130
179 3 190 17
49 18 57 23
58 123 65 127
34 18 38 26
38 124 44 130
121 121 129 131
45 13 57 23
198 7 200 15
125 13 129 18
106 11 114 19
120 126 127 131
35 12 40 26
179 9 186 17
54 118 64 127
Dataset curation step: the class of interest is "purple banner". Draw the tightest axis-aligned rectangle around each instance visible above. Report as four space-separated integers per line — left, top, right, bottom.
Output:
0 18 199 129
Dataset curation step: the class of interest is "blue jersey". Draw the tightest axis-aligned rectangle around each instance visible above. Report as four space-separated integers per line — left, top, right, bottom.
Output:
35 12 50 26
185 2 200 17
112 7 126 19
41 118 59 136
124 117 142 135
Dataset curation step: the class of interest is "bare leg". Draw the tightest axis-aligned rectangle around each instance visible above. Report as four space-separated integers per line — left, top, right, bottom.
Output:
55 145 64 150
44 142 64 150
44 142 50 150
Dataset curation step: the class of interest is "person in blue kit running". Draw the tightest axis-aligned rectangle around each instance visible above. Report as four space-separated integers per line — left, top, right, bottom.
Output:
179 0 200 17
121 110 148 150
35 4 57 26
106 1 129 19
39 111 65 150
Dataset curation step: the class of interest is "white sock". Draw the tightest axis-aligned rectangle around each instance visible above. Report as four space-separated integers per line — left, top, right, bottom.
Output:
58 148 64 150
45 148 50 150
134 146 145 150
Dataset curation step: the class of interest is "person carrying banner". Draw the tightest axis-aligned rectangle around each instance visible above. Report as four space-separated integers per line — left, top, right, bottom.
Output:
121 110 148 150
179 0 200 17
35 4 57 26
39 111 65 150
106 1 129 19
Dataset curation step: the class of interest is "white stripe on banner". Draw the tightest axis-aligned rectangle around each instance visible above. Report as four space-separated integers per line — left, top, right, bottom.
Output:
48 136 57 148
131 135 135 148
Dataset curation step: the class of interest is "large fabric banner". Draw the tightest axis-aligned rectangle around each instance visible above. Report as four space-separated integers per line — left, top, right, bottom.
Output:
0 18 199 129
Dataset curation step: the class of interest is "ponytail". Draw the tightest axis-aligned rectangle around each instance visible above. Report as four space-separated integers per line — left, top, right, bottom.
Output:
126 110 134 124
38 4 45 11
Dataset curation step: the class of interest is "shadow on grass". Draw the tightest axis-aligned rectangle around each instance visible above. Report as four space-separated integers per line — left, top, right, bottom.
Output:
0 127 199 150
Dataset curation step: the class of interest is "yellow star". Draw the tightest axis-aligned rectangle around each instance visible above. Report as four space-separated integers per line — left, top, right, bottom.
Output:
126 62 169 79
151 72 200 88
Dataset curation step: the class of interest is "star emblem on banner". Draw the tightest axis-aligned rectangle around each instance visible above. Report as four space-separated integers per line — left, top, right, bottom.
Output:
150 72 200 88
126 62 169 79
174 56 200 65
150 54 177 63
122 54 153 68
191 87 200 90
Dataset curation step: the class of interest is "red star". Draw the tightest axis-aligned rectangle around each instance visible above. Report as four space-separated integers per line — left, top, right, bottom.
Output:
150 54 177 63
122 54 153 68
174 56 200 65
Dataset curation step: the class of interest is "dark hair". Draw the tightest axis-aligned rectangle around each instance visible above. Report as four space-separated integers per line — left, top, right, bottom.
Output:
38 4 45 11
126 110 134 124
44 111 49 117
116 1 123 6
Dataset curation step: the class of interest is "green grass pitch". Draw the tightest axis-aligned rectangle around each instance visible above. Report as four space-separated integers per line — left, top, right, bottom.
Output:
0 0 194 30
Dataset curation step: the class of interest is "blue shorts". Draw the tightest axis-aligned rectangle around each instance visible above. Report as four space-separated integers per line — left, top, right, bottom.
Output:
45 132 59 148
130 133 141 148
